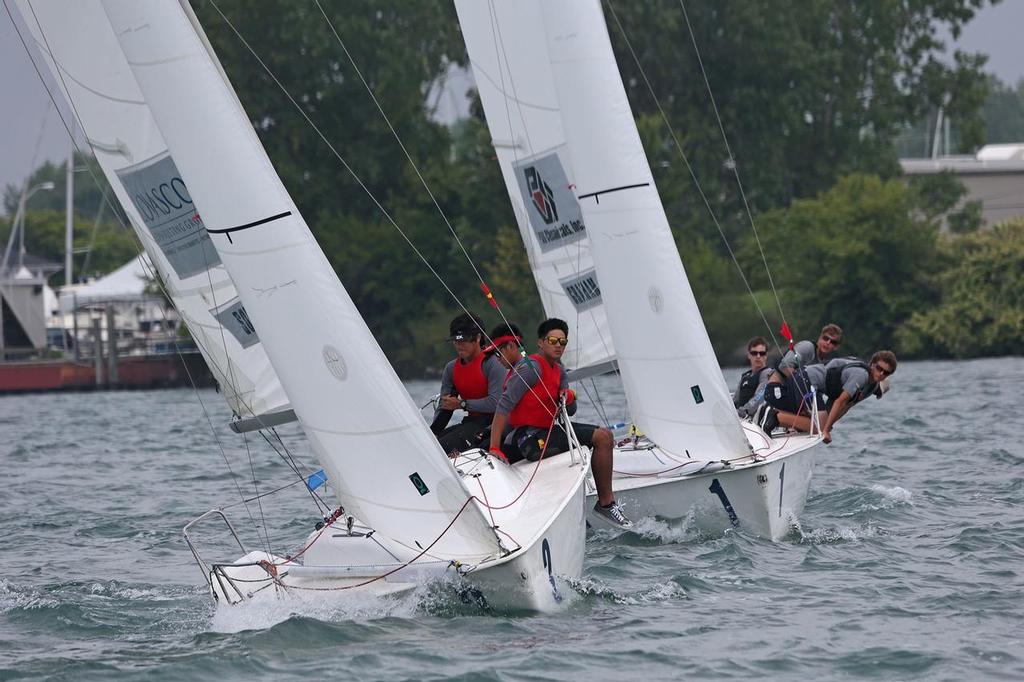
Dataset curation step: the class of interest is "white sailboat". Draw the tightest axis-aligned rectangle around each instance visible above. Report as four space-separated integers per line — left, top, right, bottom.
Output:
456 0 821 540
17 0 589 611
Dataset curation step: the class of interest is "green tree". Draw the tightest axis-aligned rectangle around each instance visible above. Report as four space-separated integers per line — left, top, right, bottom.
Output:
0 208 137 280
741 174 941 355
896 219 1024 357
606 0 993 243
192 0 515 375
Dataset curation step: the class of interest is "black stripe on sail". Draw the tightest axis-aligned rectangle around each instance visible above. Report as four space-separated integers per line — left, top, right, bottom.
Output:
577 182 650 204
207 211 292 243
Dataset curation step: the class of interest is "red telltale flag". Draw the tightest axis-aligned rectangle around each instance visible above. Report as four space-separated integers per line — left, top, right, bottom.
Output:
479 282 499 309
780 321 794 351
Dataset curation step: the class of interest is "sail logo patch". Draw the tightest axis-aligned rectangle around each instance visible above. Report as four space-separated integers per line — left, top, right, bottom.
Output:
210 297 260 348
525 167 558 224
559 269 602 312
115 151 221 279
409 472 430 496
514 151 586 253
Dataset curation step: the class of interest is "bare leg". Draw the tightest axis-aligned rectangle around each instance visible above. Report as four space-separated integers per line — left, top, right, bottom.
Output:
590 427 615 506
774 411 823 432
777 411 814 433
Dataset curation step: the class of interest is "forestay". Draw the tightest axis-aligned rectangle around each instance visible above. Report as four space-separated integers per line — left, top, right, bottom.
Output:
14 0 289 420
454 0 614 376
539 0 749 459
97 0 498 559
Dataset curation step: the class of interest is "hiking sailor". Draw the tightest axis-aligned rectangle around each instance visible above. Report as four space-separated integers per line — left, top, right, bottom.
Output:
430 312 505 454
488 318 632 529
818 351 897 444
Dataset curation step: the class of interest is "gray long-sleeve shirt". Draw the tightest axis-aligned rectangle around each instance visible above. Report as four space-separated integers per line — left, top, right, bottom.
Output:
432 354 506 426
778 340 821 372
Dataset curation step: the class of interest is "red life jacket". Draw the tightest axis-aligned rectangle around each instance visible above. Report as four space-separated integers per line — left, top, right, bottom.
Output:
452 351 491 416
509 354 562 429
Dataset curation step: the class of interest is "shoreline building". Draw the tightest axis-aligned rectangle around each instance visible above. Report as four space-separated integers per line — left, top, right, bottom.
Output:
901 143 1024 229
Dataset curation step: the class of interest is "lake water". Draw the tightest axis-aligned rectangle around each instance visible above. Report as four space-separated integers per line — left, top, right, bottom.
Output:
1 358 1022 680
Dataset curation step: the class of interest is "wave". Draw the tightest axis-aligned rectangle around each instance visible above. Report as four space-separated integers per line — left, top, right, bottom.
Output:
207 587 419 634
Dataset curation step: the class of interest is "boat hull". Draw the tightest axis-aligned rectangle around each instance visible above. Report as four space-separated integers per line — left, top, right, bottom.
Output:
206 449 589 613
593 432 820 540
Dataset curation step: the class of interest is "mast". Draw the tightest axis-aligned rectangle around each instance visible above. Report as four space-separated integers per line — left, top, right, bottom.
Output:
65 131 73 286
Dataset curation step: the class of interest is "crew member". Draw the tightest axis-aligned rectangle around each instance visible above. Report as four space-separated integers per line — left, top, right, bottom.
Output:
430 312 505 454
762 323 844 434
767 350 897 443
734 336 772 418
488 318 632 529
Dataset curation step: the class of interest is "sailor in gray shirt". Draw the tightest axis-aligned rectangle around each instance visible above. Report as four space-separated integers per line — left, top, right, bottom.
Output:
430 312 506 454
817 351 898 443
774 323 843 379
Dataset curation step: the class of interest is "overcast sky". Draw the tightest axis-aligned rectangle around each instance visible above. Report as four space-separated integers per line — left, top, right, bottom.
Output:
2 1 1023 215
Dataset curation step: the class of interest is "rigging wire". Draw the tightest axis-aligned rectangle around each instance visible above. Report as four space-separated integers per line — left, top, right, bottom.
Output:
603 0 785 354
208 0 564 416
312 0 569 412
676 0 789 332
484 0 618 374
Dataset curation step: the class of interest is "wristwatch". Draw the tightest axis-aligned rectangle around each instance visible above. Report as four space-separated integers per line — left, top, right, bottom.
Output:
459 400 467 410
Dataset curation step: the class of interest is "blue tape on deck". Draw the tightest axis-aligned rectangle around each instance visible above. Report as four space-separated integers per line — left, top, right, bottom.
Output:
306 469 327 491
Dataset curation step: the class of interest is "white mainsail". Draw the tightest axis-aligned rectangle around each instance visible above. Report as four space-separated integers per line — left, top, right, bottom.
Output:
94 0 498 559
537 0 749 458
454 0 614 376
14 0 289 420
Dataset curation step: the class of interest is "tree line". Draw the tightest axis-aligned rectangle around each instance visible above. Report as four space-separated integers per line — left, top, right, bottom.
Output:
3 0 1021 374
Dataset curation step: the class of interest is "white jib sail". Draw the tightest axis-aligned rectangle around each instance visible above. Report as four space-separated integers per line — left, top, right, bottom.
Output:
454 0 614 376
99 0 498 559
13 0 289 420
539 0 749 458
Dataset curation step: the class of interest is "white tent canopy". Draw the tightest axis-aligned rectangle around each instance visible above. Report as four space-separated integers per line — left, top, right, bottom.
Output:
58 255 152 312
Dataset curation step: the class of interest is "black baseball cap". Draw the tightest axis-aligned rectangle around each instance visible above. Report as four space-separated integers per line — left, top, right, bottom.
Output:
447 312 484 342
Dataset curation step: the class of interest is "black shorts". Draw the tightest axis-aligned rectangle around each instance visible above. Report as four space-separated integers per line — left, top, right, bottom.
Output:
764 370 825 414
503 422 599 463
437 414 491 454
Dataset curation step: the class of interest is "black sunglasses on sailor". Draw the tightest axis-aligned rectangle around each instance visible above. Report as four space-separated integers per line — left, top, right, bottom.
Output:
873 362 894 377
821 335 841 346
544 336 569 347
748 349 767 356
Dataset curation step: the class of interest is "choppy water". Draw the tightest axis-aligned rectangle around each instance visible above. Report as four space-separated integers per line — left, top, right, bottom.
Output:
1 358 1022 681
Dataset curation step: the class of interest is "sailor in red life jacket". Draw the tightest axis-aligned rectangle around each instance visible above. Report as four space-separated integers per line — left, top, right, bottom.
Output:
488 318 632 529
430 312 507 454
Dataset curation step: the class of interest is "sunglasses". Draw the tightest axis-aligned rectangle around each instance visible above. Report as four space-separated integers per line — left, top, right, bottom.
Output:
821 335 841 346
748 350 767 356
544 336 569 347
873 363 894 377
